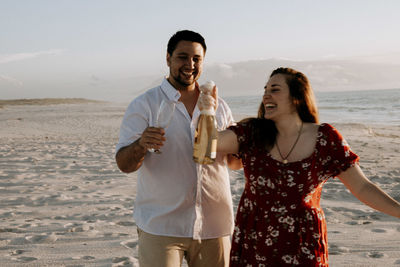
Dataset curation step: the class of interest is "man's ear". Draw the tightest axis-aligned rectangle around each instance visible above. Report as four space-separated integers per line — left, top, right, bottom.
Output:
166 53 171 67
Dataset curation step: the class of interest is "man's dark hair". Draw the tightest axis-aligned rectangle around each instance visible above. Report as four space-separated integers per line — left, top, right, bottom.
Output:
167 30 207 55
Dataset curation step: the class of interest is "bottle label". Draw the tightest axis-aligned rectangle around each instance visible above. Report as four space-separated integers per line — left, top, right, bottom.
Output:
210 139 217 159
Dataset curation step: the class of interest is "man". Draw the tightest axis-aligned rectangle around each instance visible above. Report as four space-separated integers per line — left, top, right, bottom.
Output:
116 30 236 266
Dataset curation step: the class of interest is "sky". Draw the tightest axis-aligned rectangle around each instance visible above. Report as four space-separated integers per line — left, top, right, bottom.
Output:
1 0 400 101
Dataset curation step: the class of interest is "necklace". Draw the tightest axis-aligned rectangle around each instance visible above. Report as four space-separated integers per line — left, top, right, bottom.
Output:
275 122 303 164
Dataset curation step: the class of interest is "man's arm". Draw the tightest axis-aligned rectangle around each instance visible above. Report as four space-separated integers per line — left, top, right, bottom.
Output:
116 127 165 173
116 139 147 173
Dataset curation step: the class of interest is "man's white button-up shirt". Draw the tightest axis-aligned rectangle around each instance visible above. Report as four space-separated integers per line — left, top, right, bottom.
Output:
116 78 234 239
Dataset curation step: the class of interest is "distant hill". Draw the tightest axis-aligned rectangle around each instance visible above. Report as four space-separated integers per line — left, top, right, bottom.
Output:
198 58 400 97
127 57 400 99
2 55 399 103
44 56 397 102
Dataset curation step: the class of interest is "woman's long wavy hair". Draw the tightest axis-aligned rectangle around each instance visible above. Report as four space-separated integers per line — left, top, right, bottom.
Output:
243 67 319 150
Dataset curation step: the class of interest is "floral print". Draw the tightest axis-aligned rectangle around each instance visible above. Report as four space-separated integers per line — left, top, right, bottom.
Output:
229 122 359 266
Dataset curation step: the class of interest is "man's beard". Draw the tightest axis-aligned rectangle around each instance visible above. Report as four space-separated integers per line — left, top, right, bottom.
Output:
172 72 197 88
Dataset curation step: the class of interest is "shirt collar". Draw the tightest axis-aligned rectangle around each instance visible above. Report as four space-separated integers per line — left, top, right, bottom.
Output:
161 77 181 102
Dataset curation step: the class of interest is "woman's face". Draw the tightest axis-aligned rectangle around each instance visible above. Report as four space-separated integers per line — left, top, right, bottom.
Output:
262 74 296 120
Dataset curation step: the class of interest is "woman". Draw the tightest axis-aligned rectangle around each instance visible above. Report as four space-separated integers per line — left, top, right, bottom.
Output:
199 67 400 266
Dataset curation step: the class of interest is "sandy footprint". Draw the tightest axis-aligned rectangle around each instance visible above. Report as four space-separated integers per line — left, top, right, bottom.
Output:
19 223 38 228
116 221 136 226
371 228 387 233
345 220 372 225
65 222 94 233
0 211 14 218
329 244 350 255
9 237 31 245
13 256 38 262
26 232 58 243
10 249 25 256
345 220 362 225
64 222 81 228
118 233 130 237
366 251 386 258
112 256 137 267
52 215 68 220
70 255 96 262
0 227 24 233
121 239 138 249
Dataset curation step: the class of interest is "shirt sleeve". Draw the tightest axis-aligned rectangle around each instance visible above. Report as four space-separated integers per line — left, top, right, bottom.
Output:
115 96 151 154
320 123 359 178
216 97 236 130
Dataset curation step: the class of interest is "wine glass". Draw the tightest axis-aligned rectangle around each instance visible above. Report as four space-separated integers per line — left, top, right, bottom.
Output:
148 99 176 154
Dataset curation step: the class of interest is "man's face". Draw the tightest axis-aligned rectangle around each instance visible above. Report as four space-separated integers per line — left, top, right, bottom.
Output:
167 40 204 89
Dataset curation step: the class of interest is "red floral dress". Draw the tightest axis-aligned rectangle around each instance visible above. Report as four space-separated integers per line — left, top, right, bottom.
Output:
229 122 359 266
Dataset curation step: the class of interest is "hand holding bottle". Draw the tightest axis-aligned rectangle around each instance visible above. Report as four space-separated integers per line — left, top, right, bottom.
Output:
198 81 218 112
193 81 218 164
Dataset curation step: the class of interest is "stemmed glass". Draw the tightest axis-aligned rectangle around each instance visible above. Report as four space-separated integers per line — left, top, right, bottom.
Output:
148 99 176 154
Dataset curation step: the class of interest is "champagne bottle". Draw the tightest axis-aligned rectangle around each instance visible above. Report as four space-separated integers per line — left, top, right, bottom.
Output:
193 81 218 164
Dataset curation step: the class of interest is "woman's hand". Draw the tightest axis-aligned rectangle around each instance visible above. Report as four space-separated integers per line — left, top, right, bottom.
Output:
197 83 218 111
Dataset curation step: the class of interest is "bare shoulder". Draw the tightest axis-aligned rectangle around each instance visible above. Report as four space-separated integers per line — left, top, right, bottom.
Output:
300 123 320 148
297 123 321 156
302 122 320 137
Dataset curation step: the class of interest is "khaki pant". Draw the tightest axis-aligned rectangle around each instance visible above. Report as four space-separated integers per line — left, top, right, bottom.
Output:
137 228 231 267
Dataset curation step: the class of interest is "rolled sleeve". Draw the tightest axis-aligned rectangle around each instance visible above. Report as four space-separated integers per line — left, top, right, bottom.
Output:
116 96 151 154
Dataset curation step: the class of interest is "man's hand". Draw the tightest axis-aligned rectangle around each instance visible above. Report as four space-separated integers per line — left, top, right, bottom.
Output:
138 127 166 151
116 126 166 173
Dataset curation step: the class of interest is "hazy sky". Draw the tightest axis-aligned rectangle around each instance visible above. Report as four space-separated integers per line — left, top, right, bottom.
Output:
1 0 400 100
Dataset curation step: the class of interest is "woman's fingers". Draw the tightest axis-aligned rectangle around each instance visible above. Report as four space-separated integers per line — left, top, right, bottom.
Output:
211 85 218 110
198 92 216 110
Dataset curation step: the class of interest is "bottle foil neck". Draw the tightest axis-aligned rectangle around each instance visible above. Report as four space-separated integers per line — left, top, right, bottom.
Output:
200 109 215 116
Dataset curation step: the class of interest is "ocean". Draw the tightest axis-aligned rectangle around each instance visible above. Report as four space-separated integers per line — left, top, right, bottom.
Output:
224 88 400 125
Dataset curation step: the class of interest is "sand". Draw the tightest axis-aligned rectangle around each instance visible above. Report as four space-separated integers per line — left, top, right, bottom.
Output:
0 100 399 266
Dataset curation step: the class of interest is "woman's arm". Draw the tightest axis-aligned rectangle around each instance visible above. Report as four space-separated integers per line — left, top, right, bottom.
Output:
197 84 242 168
219 129 242 170
218 129 239 154
338 165 400 218
227 154 243 170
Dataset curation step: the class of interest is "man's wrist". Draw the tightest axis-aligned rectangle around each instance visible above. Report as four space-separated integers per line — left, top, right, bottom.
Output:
135 138 147 154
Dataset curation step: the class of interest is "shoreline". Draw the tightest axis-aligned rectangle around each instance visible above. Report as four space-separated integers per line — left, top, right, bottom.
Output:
0 98 104 109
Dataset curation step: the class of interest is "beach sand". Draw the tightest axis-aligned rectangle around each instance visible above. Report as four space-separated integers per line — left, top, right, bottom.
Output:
0 100 399 266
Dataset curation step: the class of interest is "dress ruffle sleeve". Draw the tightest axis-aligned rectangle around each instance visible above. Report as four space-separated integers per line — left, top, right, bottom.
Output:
319 123 359 178
228 121 254 158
